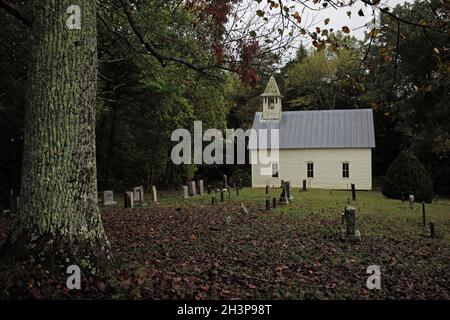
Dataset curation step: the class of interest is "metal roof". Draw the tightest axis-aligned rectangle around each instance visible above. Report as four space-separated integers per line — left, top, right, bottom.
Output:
248 109 376 149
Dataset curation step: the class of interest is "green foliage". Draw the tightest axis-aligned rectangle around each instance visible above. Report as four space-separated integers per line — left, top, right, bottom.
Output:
284 45 363 110
382 151 434 203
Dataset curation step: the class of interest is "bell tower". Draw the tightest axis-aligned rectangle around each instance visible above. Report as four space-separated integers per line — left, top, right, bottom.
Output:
262 75 282 120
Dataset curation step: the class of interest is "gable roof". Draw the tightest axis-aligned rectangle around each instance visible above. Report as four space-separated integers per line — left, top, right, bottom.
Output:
249 109 376 149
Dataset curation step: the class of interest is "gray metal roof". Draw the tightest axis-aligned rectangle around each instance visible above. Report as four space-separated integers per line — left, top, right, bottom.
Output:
248 109 376 149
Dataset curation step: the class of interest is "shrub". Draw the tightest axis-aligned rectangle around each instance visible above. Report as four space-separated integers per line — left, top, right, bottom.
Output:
382 150 434 203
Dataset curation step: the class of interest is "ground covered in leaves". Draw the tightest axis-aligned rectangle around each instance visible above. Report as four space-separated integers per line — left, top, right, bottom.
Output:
1 189 450 299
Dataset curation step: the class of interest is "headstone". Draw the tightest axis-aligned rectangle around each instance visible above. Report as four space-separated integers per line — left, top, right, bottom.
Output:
279 187 289 205
265 198 271 211
351 184 356 201
302 179 307 192
133 186 144 203
341 206 361 241
124 192 134 208
265 185 269 195
422 202 426 229
189 181 197 196
102 190 116 205
223 175 228 188
183 186 189 199
409 195 414 209
283 181 293 201
199 180 205 195
212 196 216 205
151 186 158 203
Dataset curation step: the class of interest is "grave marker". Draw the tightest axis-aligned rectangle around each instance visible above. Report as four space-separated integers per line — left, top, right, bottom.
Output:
351 184 356 201
341 205 361 241
223 175 228 188
302 179 307 192
151 186 158 203
199 180 205 195
183 186 189 199
133 186 144 203
124 192 134 208
102 190 116 206
409 195 414 209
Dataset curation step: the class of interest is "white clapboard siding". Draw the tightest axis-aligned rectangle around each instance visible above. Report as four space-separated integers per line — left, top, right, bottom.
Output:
251 148 372 190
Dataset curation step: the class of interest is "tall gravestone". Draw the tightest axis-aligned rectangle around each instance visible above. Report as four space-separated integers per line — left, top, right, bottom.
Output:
199 180 205 195
134 186 144 203
302 179 307 192
341 206 361 241
409 195 415 209
223 175 228 188
152 186 158 203
351 184 356 201
279 187 289 205
283 181 293 201
183 186 189 199
124 192 134 208
189 181 197 196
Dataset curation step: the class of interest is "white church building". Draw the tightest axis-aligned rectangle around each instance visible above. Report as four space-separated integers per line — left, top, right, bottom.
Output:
249 76 376 190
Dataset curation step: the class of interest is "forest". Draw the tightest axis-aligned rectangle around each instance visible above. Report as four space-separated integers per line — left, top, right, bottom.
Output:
0 0 448 205
0 0 448 301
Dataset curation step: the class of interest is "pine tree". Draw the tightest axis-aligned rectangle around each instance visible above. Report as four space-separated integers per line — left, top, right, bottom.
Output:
382 150 434 203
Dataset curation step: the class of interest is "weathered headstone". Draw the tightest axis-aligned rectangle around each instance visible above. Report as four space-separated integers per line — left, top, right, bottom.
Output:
279 187 289 205
223 175 228 188
409 195 415 209
351 184 356 201
265 185 269 195
189 181 197 196
102 190 116 206
302 179 307 192
199 180 205 195
265 198 271 211
341 205 361 241
183 186 189 199
133 186 144 203
283 181 293 201
124 192 134 208
151 186 158 203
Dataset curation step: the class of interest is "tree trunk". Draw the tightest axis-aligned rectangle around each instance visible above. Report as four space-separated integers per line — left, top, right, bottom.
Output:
9 1 109 260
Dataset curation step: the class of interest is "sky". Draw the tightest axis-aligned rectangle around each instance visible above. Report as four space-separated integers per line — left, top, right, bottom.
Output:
267 0 415 61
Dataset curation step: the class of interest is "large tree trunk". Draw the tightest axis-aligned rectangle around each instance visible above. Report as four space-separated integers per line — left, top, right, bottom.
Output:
9 1 109 259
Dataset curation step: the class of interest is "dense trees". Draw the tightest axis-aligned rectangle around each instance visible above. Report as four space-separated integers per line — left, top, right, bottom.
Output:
0 0 448 273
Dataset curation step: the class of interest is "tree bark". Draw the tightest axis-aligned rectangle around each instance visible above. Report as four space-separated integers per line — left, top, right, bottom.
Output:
9 1 109 258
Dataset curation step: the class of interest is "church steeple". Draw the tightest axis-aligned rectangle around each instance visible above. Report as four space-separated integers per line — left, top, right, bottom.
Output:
261 75 282 120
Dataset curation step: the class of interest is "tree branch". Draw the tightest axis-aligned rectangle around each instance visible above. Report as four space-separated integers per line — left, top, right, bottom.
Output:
0 0 32 27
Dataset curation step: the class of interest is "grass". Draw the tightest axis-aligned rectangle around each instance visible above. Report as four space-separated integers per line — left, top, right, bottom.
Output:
2 188 450 299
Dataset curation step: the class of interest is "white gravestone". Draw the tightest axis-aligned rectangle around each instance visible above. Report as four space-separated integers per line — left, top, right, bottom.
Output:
134 186 144 203
103 190 116 205
199 180 204 195
183 186 189 199
152 186 158 203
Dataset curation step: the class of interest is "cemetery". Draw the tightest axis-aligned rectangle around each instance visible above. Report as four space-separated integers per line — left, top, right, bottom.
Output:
1 183 449 299
0 0 448 304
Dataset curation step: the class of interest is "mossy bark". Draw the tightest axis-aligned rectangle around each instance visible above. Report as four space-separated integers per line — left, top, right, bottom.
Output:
8 1 110 259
